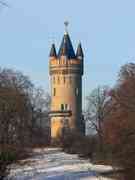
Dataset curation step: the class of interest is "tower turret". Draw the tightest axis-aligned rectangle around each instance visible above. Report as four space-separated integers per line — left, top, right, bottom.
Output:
49 43 57 58
49 24 84 142
76 42 84 59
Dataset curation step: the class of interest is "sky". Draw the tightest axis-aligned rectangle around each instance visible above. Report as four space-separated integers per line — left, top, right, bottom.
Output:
0 0 135 102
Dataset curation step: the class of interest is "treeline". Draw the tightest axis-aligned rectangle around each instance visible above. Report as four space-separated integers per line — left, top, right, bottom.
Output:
1 62 135 179
61 63 135 180
103 63 135 179
0 67 50 178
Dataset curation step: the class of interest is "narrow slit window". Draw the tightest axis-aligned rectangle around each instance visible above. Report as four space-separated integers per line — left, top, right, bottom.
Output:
69 76 72 84
53 76 55 84
76 88 79 96
63 76 66 84
58 76 60 84
65 104 68 110
53 88 56 96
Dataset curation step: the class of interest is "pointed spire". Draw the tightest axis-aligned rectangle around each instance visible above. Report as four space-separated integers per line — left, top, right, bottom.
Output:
49 43 57 57
76 42 84 59
60 37 68 56
58 33 76 59
58 22 76 59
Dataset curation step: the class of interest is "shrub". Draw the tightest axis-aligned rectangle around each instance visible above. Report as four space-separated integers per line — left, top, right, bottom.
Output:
60 129 94 159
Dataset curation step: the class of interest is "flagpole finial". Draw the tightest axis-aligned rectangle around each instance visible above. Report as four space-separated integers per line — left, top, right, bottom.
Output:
64 21 69 34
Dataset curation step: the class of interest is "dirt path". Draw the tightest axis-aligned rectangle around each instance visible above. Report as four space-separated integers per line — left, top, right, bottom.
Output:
7 148 114 180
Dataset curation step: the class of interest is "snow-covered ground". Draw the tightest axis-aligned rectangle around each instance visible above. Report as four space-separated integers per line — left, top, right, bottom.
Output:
7 148 115 180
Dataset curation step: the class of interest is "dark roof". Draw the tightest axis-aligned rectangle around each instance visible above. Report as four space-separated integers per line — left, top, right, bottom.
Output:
76 43 84 58
49 43 57 57
58 33 76 59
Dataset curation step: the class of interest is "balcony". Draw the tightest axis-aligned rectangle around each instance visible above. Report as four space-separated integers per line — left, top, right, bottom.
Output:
49 110 72 117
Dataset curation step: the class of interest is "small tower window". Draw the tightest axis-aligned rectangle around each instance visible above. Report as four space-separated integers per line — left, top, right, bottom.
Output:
53 76 55 84
58 76 60 84
63 76 66 84
69 76 72 84
65 104 68 110
53 88 56 96
63 119 69 128
76 88 79 96
61 104 64 111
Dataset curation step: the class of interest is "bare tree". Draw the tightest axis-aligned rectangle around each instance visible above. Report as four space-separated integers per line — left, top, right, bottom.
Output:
103 63 135 179
85 86 110 151
30 87 50 127
0 67 51 178
0 68 33 149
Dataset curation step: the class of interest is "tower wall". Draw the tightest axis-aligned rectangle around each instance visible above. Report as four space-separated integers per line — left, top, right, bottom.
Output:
49 57 84 139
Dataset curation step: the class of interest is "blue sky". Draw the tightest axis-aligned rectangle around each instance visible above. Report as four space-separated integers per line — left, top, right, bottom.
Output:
0 0 135 100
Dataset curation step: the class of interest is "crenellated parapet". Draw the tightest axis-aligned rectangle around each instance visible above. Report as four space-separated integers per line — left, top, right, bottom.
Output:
49 57 83 75
49 33 84 76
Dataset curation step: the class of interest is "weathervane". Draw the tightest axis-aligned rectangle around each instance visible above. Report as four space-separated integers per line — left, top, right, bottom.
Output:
64 21 69 34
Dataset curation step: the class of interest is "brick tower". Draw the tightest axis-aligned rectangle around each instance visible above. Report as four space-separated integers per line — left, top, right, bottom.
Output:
49 24 84 141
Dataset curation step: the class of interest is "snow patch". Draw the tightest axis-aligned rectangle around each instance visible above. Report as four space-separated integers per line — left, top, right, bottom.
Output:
6 148 115 180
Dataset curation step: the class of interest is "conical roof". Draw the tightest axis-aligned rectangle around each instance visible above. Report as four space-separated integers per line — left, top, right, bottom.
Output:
58 33 76 59
76 43 84 58
49 43 57 57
